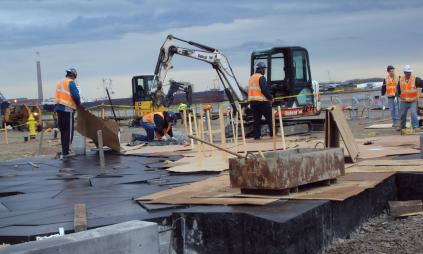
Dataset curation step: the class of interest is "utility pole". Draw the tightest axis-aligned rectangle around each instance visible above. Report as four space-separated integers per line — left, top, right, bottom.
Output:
36 52 43 104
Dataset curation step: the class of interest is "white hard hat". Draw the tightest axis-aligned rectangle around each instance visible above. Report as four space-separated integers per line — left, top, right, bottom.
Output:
403 65 413 73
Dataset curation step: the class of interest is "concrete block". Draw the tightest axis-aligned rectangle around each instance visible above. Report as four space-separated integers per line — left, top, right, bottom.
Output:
0 220 159 254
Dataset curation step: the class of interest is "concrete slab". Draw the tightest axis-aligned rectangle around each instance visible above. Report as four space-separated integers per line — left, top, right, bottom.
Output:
0 220 159 254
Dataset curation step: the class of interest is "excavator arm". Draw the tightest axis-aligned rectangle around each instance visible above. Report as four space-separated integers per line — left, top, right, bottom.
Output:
152 34 247 112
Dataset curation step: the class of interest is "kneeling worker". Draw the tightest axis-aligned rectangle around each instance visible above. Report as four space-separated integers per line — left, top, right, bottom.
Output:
132 111 177 142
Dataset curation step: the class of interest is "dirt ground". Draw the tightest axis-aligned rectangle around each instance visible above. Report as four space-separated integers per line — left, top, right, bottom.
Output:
324 214 423 254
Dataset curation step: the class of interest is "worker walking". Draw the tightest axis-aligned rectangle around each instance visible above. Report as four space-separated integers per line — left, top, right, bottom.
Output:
55 68 81 158
397 65 423 132
248 62 273 140
381 65 400 128
132 111 177 142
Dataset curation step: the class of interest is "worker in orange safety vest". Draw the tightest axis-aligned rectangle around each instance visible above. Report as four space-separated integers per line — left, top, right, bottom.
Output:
248 62 273 140
397 65 423 132
381 65 400 128
54 68 81 159
132 111 177 142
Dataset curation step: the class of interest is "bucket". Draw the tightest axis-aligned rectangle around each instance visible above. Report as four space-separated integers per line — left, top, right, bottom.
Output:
72 134 86 155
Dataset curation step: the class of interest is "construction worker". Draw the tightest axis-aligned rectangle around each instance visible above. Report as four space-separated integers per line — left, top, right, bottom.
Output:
397 65 423 132
203 104 213 126
132 111 177 142
248 62 273 140
381 65 400 128
55 68 81 158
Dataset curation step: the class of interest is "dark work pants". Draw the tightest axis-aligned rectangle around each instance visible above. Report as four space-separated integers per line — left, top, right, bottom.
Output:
57 110 75 155
250 101 273 139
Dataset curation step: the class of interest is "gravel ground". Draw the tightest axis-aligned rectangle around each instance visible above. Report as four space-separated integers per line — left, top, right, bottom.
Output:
324 213 423 254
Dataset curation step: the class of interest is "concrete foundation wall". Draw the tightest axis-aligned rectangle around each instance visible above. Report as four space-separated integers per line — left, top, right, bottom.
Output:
0 220 159 254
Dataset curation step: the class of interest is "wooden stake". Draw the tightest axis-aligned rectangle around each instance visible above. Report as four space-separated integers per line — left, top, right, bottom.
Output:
238 104 247 155
101 104 105 119
37 131 44 155
206 110 213 143
74 203 87 232
229 108 236 144
182 109 188 134
218 104 226 147
278 106 287 150
188 113 194 148
272 109 276 151
234 111 239 146
4 125 8 145
199 105 205 141
97 130 105 169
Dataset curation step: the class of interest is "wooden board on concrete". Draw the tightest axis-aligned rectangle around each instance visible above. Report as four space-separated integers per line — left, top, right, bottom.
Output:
136 174 278 205
165 152 235 173
137 172 393 204
74 203 87 232
346 165 423 173
76 108 121 152
327 106 360 162
357 159 423 166
357 146 419 159
388 200 423 217
366 123 411 129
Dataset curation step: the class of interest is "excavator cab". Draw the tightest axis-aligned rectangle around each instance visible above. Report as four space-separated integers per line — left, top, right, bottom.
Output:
251 47 318 116
132 75 166 119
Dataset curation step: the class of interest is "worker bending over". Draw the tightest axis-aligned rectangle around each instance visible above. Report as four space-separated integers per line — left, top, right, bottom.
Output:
248 62 273 140
132 111 177 142
55 68 81 158
381 65 400 128
397 65 423 132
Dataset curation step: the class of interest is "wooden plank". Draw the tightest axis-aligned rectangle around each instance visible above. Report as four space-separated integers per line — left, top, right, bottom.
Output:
74 203 87 232
277 106 286 150
272 109 276 151
389 200 423 217
76 108 120 152
328 106 359 162
347 165 423 173
357 159 423 166
238 104 247 154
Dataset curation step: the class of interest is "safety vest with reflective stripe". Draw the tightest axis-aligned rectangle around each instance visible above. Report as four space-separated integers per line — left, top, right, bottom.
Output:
248 73 269 102
385 74 399 97
55 79 77 110
400 75 418 102
143 112 170 138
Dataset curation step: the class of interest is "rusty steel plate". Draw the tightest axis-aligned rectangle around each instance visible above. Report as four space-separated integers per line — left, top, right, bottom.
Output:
229 148 344 191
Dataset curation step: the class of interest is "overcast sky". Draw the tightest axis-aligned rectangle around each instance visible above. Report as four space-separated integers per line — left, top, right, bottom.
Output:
1 0 423 100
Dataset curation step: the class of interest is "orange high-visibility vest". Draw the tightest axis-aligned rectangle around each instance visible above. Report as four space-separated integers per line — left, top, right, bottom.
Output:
143 112 170 138
385 74 399 97
248 73 269 102
55 79 77 110
400 75 418 102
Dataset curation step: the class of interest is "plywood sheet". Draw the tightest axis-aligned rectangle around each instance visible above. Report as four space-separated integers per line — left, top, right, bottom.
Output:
365 123 411 129
76 108 120 152
136 174 278 205
165 152 234 173
347 165 423 173
357 159 423 166
357 145 419 159
328 106 360 162
136 172 393 204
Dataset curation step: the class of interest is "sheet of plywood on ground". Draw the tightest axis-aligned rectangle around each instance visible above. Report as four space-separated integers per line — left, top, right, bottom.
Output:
137 172 393 204
165 152 235 173
192 172 393 201
136 174 277 205
76 108 121 152
357 145 418 159
357 159 423 166
365 123 411 129
346 165 423 173
122 144 193 155
328 106 359 162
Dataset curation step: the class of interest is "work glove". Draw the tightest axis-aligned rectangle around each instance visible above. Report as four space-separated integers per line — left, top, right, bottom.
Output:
161 136 169 142
171 137 177 142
